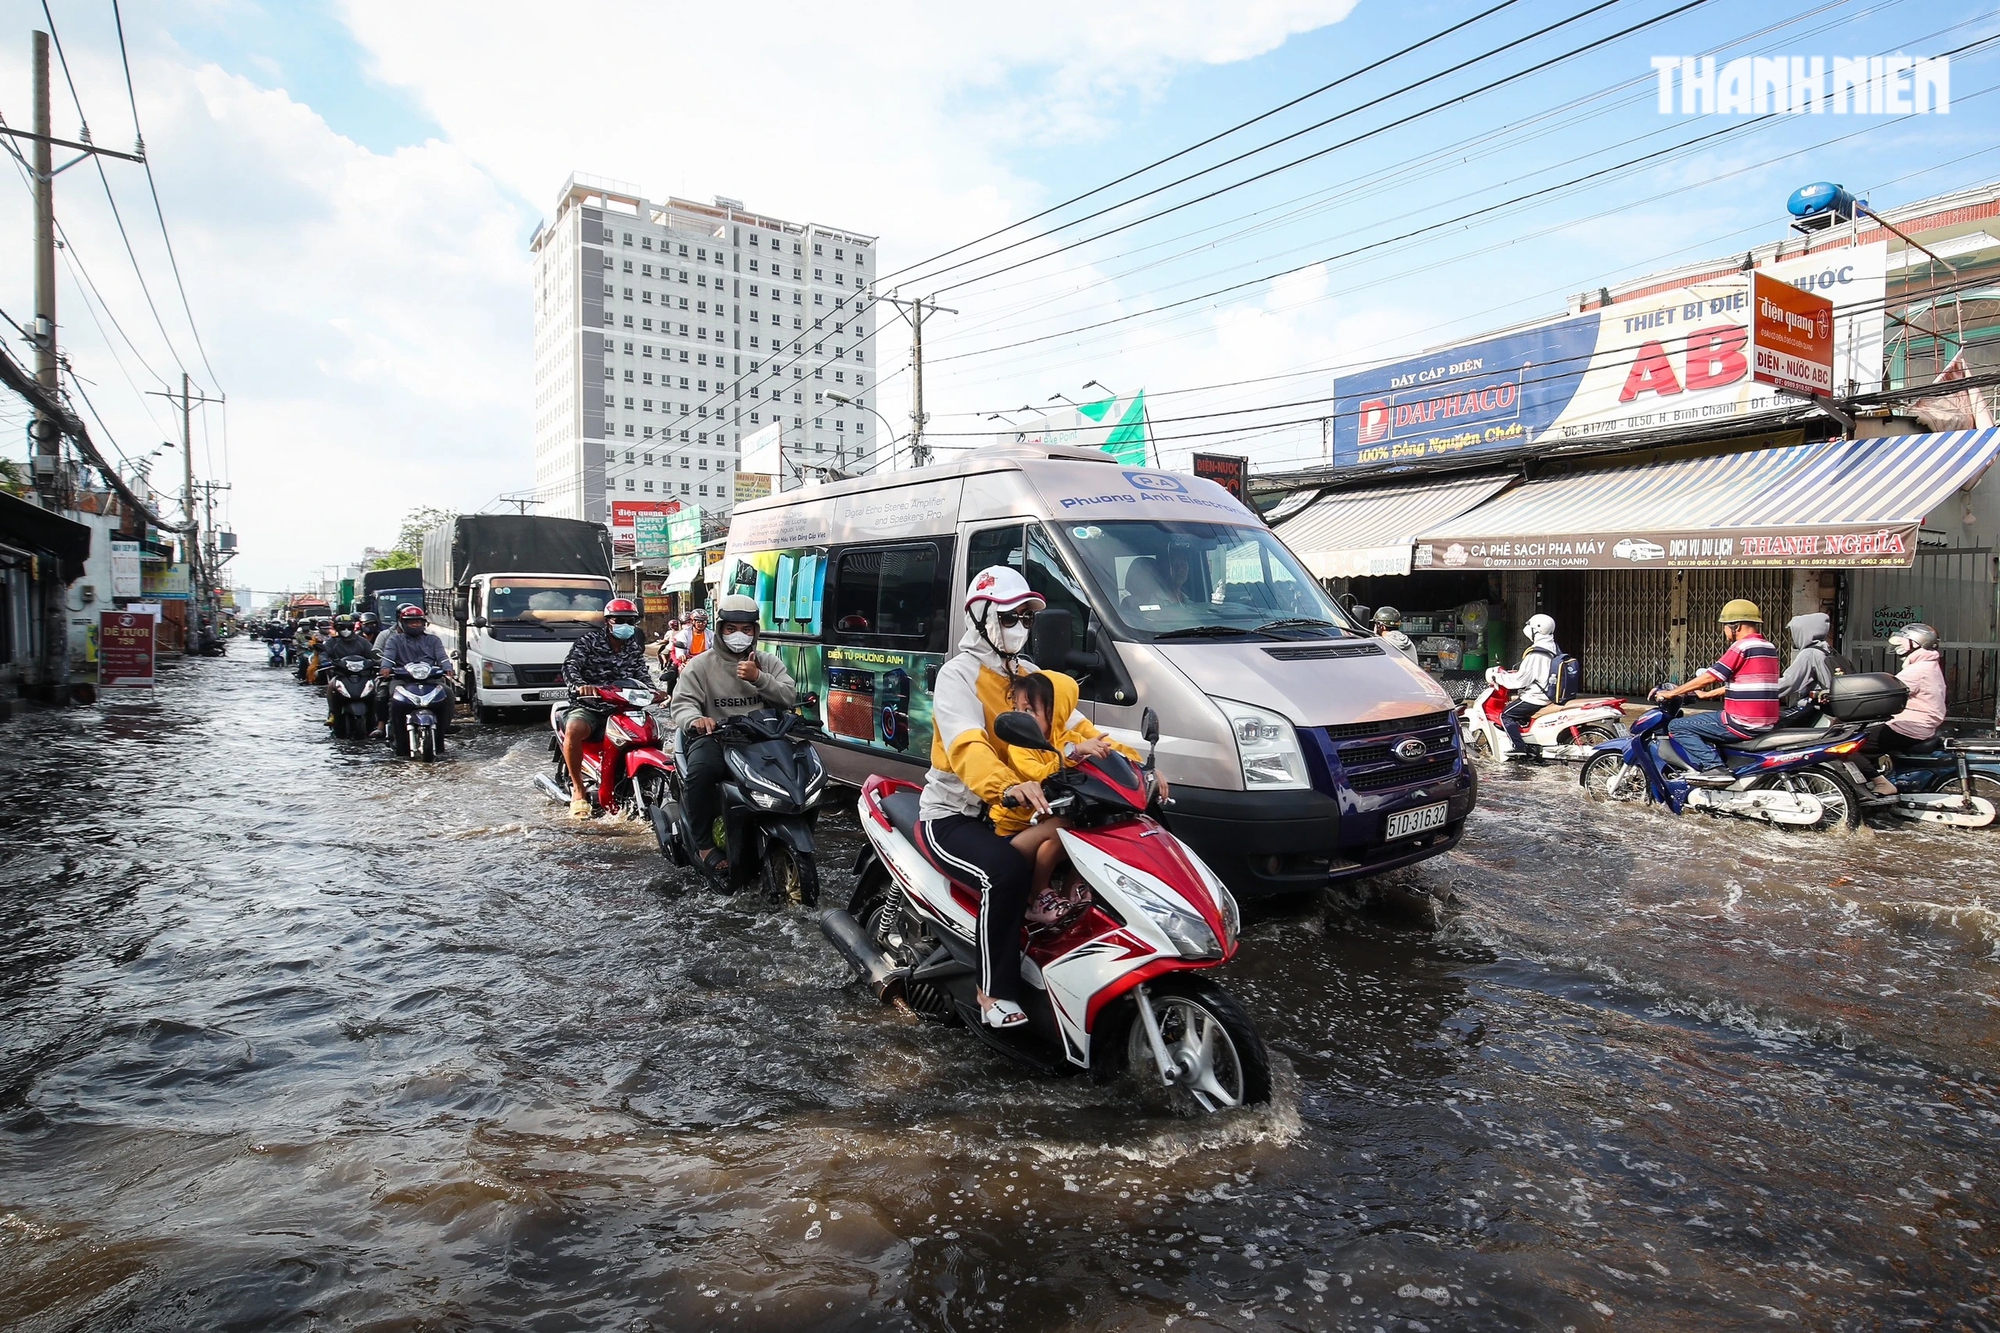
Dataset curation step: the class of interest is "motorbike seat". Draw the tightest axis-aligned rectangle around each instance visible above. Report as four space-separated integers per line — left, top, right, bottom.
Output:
1721 728 1849 753
879 785 925 848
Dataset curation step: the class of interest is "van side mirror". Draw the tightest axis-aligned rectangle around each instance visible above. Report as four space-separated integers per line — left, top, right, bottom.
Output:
995 709 1056 753
1030 607 1072 666
1350 603 1372 624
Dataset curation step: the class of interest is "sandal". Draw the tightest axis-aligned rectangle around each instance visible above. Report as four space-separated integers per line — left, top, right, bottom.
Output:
697 845 730 875
981 998 1028 1030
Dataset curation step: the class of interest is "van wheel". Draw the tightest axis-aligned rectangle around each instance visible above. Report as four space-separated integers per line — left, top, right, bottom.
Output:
477 705 499 724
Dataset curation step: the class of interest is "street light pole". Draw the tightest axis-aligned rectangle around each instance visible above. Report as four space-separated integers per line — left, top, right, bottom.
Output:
826 392 902 473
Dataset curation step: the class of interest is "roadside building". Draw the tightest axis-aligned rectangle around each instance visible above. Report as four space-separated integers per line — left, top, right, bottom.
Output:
529 174 881 541
1261 180 2000 721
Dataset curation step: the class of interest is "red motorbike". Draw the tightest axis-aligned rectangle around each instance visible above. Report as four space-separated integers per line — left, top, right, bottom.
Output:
823 708 1271 1113
533 679 674 819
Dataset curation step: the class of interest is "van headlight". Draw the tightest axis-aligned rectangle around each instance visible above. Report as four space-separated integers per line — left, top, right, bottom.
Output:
1215 697 1309 789
483 659 517 688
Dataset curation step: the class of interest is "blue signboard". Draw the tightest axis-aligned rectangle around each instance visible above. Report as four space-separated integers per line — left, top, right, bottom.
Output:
1333 312 1601 468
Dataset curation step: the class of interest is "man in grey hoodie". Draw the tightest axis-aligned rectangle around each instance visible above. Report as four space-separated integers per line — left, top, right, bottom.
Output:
666 594 798 870
1775 611 1843 711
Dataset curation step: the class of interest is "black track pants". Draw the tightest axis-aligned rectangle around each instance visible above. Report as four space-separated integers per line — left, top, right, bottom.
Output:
923 813 1033 1004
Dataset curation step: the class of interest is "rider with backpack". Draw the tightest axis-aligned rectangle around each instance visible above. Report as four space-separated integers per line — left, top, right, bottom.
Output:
1489 613 1572 752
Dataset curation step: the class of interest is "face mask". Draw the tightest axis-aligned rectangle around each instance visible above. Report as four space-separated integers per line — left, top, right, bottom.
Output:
723 631 755 653
403 624 424 636
987 611 1030 654
610 622 636 641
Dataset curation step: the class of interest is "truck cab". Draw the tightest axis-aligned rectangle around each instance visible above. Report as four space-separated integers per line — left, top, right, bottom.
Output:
436 573 615 717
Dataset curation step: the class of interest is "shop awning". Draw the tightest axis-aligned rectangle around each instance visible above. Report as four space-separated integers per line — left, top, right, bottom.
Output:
1416 429 2000 571
1274 474 1515 578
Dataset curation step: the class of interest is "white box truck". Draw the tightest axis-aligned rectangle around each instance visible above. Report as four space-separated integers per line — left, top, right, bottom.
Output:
420 515 616 720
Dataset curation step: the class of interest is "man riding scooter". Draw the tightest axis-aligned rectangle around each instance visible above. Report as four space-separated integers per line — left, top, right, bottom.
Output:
666 595 798 872
558 597 654 820
321 615 380 728
1649 599 1780 785
376 605 457 749
1372 606 1419 662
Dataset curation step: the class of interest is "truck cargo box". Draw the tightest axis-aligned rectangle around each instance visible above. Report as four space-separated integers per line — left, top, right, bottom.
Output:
420 515 613 591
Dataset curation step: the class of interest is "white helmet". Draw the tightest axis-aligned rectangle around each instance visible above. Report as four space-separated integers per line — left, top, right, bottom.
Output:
1524 613 1555 640
964 565 1045 615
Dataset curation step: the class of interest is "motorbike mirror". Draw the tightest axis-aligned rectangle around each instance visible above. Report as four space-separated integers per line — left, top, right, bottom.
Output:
1141 706 1160 746
994 709 1057 753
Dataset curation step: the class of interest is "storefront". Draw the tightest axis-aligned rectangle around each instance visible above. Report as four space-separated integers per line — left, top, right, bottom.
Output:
1412 429 2000 714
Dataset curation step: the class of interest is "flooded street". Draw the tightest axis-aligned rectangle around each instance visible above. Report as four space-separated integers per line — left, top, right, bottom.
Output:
3 646 1996 1332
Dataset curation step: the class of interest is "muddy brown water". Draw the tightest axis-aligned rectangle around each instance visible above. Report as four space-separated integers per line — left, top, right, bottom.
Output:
1 646 1994 1331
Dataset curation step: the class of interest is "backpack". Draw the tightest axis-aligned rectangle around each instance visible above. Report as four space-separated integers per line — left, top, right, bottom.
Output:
1547 651 1581 704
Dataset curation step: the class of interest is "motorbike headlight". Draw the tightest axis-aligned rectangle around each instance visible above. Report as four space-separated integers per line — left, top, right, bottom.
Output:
483 660 517 688
1196 859 1240 946
1110 869 1221 960
750 791 779 809
1215 697 1310 790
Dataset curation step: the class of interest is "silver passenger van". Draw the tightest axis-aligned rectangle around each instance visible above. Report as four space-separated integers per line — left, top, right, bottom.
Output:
718 443 1474 895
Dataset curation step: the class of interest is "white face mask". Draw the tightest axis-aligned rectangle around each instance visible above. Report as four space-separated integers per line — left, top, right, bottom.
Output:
722 631 755 654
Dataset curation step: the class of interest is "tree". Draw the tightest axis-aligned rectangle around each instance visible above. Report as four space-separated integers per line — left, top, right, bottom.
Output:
371 505 455 570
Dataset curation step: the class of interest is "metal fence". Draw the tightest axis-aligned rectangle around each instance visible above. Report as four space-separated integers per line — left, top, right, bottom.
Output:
1844 547 1999 721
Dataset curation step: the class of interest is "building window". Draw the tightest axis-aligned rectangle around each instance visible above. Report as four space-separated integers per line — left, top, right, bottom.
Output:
699 484 708 496
680 483 691 494
623 315 633 328
643 480 654 492
624 479 635 491
624 424 635 437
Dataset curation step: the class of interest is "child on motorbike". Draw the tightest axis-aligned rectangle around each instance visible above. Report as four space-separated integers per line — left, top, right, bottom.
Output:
994 671 1150 918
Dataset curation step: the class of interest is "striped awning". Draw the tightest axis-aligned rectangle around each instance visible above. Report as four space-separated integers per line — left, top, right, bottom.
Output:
1416 429 2000 571
1274 474 1515 578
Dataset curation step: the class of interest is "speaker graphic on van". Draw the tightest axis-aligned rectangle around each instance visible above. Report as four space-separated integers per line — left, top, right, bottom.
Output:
826 666 877 742
879 667 912 752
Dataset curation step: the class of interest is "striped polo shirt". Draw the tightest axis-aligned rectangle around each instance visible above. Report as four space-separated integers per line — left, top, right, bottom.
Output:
1709 632 1782 732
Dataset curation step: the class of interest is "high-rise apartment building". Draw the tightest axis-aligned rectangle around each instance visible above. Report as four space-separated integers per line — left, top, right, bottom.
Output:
531 174 882 527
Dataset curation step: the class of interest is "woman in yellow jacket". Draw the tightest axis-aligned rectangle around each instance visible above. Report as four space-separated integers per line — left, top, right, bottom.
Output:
915 567 1058 1030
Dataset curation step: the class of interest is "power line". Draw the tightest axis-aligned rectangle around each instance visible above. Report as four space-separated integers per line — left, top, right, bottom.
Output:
872 0 1530 288
112 0 224 394
922 0 1717 298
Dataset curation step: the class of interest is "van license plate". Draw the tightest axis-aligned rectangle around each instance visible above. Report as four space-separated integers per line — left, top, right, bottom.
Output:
1386 801 1448 841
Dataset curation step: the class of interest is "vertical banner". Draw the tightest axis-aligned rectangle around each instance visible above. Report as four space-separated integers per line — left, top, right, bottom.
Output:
110 540 143 598
99 610 157 691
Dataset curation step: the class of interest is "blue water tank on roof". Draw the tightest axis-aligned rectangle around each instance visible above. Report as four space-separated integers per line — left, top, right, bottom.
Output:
1787 182 1855 219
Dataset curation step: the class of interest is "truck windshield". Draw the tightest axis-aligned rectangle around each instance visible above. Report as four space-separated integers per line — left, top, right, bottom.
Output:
485 579 611 623
1059 520 1361 640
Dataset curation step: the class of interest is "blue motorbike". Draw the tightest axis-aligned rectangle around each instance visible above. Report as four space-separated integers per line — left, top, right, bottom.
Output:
266 637 290 668
1578 695 1870 831
1871 738 2000 828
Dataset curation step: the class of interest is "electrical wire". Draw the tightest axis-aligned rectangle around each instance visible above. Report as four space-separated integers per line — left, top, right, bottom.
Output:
111 0 224 395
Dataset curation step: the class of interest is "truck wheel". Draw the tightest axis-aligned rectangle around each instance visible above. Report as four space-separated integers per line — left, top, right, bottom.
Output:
477 705 499 724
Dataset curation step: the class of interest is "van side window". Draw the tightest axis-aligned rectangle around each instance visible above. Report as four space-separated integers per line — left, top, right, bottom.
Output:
968 525 1023 576
833 544 939 640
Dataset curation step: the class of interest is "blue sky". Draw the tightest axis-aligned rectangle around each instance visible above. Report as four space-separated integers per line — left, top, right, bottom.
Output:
2 0 1995 593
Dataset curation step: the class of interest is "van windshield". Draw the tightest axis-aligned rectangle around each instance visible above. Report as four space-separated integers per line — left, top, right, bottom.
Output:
1058 520 1360 640
485 578 612 623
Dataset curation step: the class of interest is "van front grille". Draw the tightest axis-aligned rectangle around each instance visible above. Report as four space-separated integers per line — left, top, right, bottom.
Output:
1262 642 1384 662
1349 756 1459 792
1322 711 1451 740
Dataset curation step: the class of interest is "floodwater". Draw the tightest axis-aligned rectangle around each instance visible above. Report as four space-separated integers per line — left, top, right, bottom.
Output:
2 646 1995 1332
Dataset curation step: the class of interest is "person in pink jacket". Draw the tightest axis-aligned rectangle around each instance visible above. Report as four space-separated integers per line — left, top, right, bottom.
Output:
1865 622 1948 794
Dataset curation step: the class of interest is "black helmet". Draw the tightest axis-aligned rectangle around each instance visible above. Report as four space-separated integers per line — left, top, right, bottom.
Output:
1372 605 1403 629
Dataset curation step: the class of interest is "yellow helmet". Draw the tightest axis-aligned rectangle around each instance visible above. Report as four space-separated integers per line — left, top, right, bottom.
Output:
1717 598 1763 625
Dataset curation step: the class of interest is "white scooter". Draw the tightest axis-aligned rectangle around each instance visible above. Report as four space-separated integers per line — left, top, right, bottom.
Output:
1461 676 1626 761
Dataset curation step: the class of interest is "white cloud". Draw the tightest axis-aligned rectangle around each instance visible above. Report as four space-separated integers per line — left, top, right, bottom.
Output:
3 1 1365 592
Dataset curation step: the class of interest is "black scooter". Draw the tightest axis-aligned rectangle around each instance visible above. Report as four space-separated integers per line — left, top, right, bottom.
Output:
657 704 827 904
324 654 379 739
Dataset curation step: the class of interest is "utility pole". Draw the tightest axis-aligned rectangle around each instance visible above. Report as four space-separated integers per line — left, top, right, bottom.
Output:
30 31 57 504
146 374 224 652
877 293 956 469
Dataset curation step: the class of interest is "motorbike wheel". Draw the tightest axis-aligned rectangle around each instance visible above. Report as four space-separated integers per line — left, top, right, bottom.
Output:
1570 722 1619 747
413 727 437 763
623 770 667 823
1579 751 1643 802
1125 976 1271 1114
1468 729 1493 760
1938 773 2000 814
761 843 820 907
1758 765 1860 832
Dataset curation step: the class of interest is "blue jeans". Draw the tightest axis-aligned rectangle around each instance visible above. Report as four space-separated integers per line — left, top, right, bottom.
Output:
1667 709 1750 770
